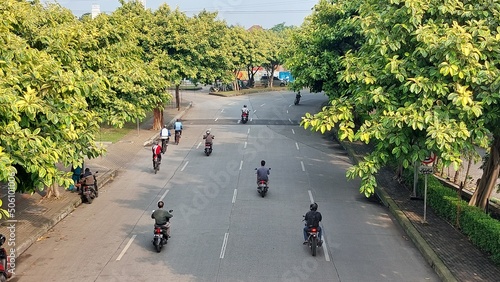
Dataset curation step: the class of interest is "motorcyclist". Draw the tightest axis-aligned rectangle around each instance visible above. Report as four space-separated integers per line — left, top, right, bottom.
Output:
303 202 323 246
203 130 215 149
76 168 97 195
0 234 12 279
296 91 301 99
174 119 183 136
151 201 173 240
256 160 270 185
241 105 250 115
152 141 162 167
160 125 171 153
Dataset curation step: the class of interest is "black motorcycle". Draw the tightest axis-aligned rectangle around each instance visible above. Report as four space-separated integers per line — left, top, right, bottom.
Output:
294 92 301 105
0 237 10 282
161 137 169 154
152 210 173 253
255 167 271 197
153 155 160 174
204 142 213 156
305 226 320 256
81 171 98 204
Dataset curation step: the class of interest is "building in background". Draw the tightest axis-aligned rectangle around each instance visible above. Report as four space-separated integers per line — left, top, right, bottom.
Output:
91 4 100 19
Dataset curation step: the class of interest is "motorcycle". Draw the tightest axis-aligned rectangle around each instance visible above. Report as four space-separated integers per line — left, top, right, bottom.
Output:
161 137 169 154
255 167 271 197
204 142 213 156
152 210 173 253
81 171 98 204
0 236 11 282
241 112 249 124
294 92 301 105
174 131 181 145
303 216 322 257
153 155 160 174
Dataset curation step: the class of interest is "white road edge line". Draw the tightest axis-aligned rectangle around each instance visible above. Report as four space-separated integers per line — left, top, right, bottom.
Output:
116 235 136 261
244 142 247 149
322 237 330 261
292 129 295 134
159 189 169 202
239 160 243 170
295 142 299 150
301 161 305 172
308 190 314 204
181 161 189 172
232 189 237 203
220 233 229 259
196 141 201 149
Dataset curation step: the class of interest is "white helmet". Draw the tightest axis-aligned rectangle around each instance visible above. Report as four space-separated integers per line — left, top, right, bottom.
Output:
206 130 210 135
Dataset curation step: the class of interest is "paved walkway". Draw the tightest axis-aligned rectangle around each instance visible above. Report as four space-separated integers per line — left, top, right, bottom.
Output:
1 89 499 281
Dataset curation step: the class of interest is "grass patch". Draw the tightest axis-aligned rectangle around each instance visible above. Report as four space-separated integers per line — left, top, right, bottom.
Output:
98 112 153 143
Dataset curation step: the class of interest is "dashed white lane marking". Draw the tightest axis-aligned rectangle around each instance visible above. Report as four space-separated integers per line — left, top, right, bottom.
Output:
181 161 189 172
247 128 250 134
215 118 219 122
253 110 257 113
308 190 314 204
239 161 243 170
287 110 289 114
296 142 299 150
116 235 136 261
260 103 265 107
221 109 224 113
244 142 247 149
159 189 169 202
220 233 229 259
301 161 305 172
232 189 237 203
292 129 295 134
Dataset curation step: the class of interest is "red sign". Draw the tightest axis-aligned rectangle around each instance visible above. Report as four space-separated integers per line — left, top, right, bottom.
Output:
422 152 436 165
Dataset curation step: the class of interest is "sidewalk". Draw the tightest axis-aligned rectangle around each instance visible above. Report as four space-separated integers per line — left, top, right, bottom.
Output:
0 98 192 257
1 90 499 281
337 135 500 282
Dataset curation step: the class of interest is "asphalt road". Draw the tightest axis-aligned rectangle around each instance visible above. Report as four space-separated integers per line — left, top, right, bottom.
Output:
14 91 439 281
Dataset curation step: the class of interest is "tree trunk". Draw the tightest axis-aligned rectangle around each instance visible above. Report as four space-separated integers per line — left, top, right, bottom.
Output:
152 105 163 131
175 84 180 111
463 155 473 189
469 136 500 210
45 182 60 199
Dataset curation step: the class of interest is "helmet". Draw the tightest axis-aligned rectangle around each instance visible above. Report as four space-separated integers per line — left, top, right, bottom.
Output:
0 234 5 246
243 105 247 108
310 203 318 211
158 201 164 208
206 130 210 135
261 160 266 166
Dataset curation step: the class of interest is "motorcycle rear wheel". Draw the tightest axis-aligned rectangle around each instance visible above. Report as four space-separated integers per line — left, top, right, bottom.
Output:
311 237 317 256
86 194 93 204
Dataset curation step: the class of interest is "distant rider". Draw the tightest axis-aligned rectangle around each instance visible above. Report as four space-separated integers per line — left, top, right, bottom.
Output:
152 141 162 166
174 119 183 136
303 202 323 246
160 125 171 152
241 105 250 115
151 201 173 239
203 130 215 149
256 160 270 185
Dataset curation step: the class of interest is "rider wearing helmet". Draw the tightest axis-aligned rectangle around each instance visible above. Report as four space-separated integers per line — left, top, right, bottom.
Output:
241 105 250 115
303 202 323 245
152 140 162 166
203 130 215 149
151 201 173 239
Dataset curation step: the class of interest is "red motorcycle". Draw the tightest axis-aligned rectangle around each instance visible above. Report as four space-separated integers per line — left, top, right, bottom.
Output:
241 112 249 124
0 235 12 281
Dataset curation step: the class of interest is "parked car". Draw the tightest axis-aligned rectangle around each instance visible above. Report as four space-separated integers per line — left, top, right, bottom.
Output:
261 75 286 87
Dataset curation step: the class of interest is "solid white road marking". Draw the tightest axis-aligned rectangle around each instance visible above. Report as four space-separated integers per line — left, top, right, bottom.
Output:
220 233 229 258
196 141 201 149
292 129 295 134
301 161 305 172
159 189 169 202
308 190 314 204
322 238 330 261
239 160 243 170
232 189 237 203
295 142 299 150
244 142 247 149
116 235 136 261
181 161 189 172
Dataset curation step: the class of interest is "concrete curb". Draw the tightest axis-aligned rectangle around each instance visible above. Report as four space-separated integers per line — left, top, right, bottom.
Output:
336 137 458 282
143 102 193 147
16 170 116 256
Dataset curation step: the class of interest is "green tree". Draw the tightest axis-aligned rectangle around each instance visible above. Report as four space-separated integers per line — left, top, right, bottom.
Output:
297 0 500 209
